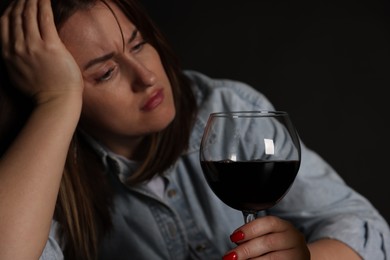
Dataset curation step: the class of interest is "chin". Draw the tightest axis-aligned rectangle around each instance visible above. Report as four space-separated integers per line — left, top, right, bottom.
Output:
161 108 176 128
149 108 176 133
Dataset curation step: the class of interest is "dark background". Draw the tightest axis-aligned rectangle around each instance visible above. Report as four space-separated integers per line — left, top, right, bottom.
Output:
141 0 390 223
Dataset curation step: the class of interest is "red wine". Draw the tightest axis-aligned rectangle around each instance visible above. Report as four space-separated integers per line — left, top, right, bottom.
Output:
200 160 300 212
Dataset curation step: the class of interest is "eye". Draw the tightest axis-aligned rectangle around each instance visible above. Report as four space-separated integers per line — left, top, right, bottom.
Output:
131 41 147 53
96 67 115 83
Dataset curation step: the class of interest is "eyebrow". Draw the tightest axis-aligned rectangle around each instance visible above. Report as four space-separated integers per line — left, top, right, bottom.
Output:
83 29 139 70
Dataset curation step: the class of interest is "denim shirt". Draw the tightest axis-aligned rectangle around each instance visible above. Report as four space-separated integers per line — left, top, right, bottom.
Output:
41 70 390 260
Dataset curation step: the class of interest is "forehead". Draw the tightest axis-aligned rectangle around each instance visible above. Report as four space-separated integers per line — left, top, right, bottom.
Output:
58 2 135 64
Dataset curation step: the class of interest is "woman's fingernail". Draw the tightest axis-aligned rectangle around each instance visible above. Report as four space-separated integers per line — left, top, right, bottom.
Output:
223 251 238 260
230 230 245 243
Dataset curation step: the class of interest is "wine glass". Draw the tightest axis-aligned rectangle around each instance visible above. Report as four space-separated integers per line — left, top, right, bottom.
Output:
200 111 301 223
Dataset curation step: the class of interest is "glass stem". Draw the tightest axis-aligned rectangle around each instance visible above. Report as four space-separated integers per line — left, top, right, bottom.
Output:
242 211 256 223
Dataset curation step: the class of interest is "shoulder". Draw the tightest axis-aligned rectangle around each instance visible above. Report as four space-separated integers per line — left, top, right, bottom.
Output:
184 70 276 153
184 70 275 113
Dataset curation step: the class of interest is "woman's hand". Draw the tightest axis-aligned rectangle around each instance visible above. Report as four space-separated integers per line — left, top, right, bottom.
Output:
223 215 310 260
0 0 83 105
0 2 83 258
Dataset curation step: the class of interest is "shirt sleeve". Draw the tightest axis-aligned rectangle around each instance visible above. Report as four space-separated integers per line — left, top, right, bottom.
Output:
270 141 390 259
39 221 64 260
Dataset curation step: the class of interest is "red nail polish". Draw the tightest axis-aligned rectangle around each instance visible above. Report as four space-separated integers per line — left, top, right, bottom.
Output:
223 251 238 260
230 230 245 243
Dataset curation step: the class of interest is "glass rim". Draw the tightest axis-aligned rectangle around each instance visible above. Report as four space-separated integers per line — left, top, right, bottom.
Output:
209 110 289 118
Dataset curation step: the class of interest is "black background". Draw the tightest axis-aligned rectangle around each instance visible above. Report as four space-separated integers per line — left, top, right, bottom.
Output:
141 0 390 223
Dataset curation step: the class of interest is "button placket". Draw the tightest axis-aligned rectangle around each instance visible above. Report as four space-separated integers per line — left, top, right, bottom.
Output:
164 179 221 259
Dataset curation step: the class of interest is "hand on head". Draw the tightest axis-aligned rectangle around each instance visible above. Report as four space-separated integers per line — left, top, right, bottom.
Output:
0 0 83 105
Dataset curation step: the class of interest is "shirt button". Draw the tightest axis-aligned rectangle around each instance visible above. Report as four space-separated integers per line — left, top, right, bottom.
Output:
167 189 177 198
195 244 207 252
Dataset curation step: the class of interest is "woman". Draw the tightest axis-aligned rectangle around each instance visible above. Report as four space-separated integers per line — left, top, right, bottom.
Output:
0 0 389 259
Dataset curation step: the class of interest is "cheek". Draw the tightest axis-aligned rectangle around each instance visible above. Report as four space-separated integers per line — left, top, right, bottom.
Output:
79 103 123 137
81 92 99 118
80 89 134 132
80 92 112 127
80 102 103 129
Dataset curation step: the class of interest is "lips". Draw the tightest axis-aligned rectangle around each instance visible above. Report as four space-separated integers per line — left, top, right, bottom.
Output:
141 89 164 111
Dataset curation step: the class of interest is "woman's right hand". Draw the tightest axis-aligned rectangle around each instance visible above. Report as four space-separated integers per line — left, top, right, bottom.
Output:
0 0 83 105
224 216 310 260
0 2 84 259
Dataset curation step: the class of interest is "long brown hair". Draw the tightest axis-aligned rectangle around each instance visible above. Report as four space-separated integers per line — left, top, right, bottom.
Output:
0 0 197 259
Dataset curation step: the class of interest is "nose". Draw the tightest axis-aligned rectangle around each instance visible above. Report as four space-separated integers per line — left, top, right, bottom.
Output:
124 56 157 91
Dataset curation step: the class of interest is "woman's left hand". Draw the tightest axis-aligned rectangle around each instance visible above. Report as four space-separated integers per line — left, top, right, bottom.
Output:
223 215 310 260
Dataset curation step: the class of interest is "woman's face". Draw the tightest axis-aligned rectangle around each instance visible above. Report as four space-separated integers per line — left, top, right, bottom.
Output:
58 1 175 158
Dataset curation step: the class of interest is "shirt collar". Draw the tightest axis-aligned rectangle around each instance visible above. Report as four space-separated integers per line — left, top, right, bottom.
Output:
79 131 139 183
